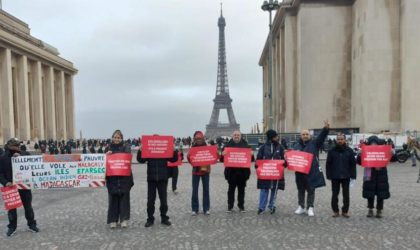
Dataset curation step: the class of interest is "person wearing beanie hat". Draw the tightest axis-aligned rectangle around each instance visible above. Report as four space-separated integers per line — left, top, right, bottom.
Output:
0 138 39 236
255 129 286 215
188 131 213 215
266 129 278 141
293 120 330 217
358 135 390 218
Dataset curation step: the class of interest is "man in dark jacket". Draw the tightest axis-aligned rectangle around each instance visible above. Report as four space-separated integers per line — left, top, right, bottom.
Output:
0 138 39 237
293 121 329 217
256 129 286 215
326 133 356 218
220 131 252 213
137 143 178 228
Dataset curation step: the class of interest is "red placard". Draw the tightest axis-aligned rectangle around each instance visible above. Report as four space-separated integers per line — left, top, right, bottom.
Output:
188 146 219 166
223 147 252 168
167 152 183 167
1 186 23 211
361 145 392 168
256 160 285 180
285 150 313 174
141 135 174 158
106 153 132 176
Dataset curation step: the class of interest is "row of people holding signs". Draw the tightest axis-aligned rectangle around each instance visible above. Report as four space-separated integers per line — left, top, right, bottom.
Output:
0 126 392 234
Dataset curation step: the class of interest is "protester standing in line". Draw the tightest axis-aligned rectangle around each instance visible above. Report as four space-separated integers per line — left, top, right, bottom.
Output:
358 136 391 218
293 121 330 217
220 130 252 213
105 130 134 229
255 129 286 215
137 136 178 227
188 131 212 216
326 133 356 218
0 138 39 237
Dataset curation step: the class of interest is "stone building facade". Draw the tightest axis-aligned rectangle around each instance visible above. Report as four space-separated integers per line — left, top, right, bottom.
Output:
260 0 420 133
0 9 77 144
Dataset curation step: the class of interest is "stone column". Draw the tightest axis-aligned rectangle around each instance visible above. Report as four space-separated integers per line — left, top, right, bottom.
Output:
0 48 15 143
16 55 30 140
44 66 56 140
55 71 67 140
351 0 401 132
65 74 75 139
401 0 420 131
32 61 45 140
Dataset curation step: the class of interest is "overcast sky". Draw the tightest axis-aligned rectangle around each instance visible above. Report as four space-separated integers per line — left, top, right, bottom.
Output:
4 0 271 139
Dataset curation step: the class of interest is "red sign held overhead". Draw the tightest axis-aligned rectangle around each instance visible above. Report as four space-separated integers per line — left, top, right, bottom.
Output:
141 135 174 159
256 160 285 180
223 147 252 168
106 153 132 176
285 150 313 174
361 145 392 168
188 146 219 166
1 186 23 211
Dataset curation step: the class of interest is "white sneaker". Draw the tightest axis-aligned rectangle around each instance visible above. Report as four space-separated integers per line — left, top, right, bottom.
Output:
294 206 306 215
204 211 211 215
109 222 117 229
121 221 128 228
308 207 315 217
191 211 198 216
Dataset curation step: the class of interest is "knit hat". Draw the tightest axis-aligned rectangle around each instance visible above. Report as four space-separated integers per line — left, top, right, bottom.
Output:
194 131 204 139
266 129 278 141
6 138 22 147
367 135 384 145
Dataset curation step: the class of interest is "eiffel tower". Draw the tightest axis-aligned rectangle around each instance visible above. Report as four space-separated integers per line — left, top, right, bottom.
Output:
205 5 240 140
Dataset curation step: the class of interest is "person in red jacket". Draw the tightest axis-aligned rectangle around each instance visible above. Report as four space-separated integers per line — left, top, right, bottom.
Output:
188 131 212 215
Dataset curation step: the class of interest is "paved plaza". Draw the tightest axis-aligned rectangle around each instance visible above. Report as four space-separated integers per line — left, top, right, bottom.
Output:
1 157 419 249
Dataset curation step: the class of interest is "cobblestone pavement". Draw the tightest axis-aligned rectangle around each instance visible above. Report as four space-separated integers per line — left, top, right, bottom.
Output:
1 159 419 250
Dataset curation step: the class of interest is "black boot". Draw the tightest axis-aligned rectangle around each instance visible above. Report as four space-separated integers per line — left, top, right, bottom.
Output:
367 209 374 218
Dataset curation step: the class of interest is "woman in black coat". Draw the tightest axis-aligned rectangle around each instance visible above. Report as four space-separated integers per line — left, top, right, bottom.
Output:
105 130 134 228
358 136 390 218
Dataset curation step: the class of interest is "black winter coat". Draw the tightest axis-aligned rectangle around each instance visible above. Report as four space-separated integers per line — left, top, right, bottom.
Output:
105 143 134 194
362 168 390 199
220 139 252 185
255 142 285 190
0 149 30 186
137 150 178 182
326 145 356 180
293 127 329 189
357 154 390 199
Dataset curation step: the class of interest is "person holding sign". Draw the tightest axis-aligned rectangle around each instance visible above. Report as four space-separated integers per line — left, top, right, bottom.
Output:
220 130 253 213
137 135 178 228
255 129 286 215
357 136 390 218
326 133 356 218
0 138 39 237
293 121 329 217
188 131 214 216
105 130 134 229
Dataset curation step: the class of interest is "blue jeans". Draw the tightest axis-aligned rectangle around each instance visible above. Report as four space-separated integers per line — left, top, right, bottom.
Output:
192 174 210 212
259 188 277 211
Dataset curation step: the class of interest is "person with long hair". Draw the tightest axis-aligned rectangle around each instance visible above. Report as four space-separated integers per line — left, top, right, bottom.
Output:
105 130 134 229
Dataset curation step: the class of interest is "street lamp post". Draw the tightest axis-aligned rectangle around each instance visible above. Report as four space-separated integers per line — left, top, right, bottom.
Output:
262 0 279 130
